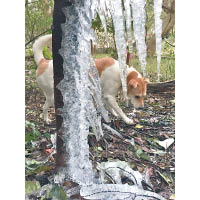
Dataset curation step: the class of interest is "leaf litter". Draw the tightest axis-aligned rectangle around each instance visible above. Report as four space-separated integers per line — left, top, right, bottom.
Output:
25 69 175 199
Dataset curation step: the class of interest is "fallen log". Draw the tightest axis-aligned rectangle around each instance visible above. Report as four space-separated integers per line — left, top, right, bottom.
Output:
147 80 175 96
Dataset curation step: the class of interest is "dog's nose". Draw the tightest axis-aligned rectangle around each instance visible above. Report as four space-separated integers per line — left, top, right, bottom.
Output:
139 103 144 108
137 104 144 109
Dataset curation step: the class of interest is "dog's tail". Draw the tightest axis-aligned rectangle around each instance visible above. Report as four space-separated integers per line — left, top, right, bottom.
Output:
32 34 52 65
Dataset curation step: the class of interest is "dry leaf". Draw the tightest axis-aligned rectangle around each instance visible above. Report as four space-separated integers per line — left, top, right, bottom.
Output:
135 124 143 129
156 138 174 150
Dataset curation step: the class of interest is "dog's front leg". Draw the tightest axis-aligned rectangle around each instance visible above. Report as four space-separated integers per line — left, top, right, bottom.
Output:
104 95 134 125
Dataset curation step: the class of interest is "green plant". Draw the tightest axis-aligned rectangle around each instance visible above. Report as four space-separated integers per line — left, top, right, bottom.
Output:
25 120 41 144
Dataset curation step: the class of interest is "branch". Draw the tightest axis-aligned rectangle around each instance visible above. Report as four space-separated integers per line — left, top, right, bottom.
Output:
164 38 175 47
25 28 51 47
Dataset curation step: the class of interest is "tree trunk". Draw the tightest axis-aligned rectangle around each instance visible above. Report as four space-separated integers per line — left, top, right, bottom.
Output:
52 0 94 198
147 0 175 56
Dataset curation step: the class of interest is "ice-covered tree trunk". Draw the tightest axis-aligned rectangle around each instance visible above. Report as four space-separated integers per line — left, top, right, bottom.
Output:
52 0 95 197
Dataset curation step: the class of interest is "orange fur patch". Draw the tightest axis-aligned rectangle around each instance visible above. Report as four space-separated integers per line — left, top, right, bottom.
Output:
127 71 146 96
126 71 138 85
36 58 50 77
95 57 115 76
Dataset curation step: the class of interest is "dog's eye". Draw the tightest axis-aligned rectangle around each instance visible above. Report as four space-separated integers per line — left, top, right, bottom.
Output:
135 96 140 99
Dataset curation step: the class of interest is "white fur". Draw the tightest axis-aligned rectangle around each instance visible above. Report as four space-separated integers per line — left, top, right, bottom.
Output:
33 34 52 64
36 61 54 123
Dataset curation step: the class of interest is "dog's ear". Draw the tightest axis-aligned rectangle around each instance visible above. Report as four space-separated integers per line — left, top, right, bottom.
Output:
128 79 138 89
144 78 150 84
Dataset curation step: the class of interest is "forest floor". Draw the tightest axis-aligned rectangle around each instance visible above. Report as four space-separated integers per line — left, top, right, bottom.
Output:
25 78 175 200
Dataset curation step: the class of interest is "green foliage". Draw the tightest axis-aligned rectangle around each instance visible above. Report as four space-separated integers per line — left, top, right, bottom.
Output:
25 158 52 176
25 180 41 195
94 53 112 59
43 46 52 60
92 14 114 34
25 120 41 144
47 186 67 200
25 0 53 46
130 56 175 82
136 148 151 161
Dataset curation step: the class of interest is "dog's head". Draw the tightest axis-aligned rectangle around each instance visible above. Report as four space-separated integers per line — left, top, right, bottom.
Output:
127 71 149 108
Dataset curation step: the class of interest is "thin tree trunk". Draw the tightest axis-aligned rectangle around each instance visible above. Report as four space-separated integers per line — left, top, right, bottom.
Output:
147 0 175 56
43 0 52 16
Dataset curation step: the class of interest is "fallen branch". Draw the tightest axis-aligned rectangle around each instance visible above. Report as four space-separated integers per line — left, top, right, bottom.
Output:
147 80 175 96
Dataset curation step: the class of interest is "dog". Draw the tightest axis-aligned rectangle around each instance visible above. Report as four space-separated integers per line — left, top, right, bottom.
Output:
33 34 53 124
32 34 149 125
95 58 149 124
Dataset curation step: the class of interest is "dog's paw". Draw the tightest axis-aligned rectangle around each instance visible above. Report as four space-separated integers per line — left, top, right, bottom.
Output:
124 118 134 125
45 118 52 125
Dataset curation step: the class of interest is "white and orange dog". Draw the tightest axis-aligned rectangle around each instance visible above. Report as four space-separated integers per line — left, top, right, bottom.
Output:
33 34 149 125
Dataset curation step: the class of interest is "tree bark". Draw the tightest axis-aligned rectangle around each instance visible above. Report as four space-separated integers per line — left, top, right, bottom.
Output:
147 0 175 56
52 0 95 197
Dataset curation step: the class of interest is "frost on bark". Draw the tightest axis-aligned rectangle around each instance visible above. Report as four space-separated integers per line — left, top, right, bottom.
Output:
52 0 95 192
52 0 110 195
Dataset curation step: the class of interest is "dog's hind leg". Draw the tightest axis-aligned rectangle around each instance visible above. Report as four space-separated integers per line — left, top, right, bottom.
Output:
43 100 51 124
43 94 54 124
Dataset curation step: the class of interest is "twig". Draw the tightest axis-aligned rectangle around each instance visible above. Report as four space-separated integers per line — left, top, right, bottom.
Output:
25 28 51 47
164 38 175 47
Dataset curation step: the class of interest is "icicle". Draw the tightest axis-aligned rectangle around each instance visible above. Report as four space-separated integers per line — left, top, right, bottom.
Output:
124 0 133 54
88 58 110 124
131 0 147 76
99 0 107 15
153 0 163 81
104 0 112 17
108 0 128 100
88 57 111 141
97 0 108 43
